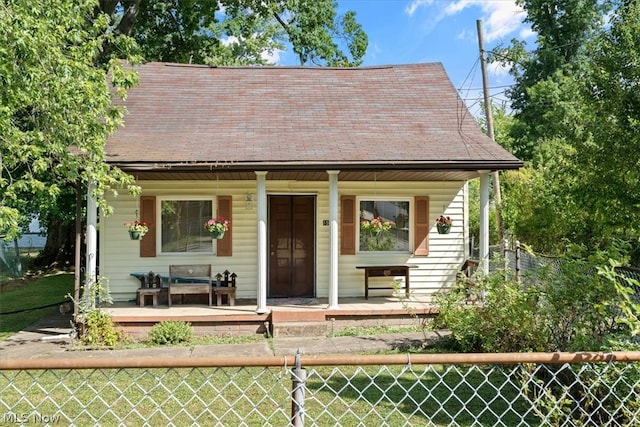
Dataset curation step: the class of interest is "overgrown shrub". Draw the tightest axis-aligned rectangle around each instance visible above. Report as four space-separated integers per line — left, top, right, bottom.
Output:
73 276 126 346
436 250 640 424
80 310 125 346
519 338 640 425
520 260 640 425
434 247 630 353
149 320 193 345
534 247 624 351
434 270 546 352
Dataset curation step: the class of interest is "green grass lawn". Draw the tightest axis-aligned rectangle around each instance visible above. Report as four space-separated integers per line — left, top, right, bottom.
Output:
0 364 540 426
0 272 74 341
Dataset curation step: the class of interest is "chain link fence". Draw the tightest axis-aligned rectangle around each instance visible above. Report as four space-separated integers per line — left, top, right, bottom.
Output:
0 233 46 285
1 352 639 426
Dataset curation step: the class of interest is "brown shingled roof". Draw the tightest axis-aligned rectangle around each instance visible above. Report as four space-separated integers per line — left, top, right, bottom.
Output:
105 62 522 171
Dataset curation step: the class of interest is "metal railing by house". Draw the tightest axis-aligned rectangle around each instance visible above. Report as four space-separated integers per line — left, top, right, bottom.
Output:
1 352 639 426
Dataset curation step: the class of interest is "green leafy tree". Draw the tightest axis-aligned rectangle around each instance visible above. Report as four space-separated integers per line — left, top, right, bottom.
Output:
495 1 640 260
101 0 367 66
0 1 138 254
495 0 613 162
3 0 367 269
568 1 640 251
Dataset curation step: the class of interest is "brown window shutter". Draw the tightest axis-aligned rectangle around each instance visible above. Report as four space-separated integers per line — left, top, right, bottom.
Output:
341 195 356 255
216 195 232 256
414 196 429 256
139 196 156 258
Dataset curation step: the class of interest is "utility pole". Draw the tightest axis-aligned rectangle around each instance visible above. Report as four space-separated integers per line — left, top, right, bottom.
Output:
476 19 504 242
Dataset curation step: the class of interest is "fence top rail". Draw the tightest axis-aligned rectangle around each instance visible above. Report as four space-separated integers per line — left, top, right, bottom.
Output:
2 351 640 371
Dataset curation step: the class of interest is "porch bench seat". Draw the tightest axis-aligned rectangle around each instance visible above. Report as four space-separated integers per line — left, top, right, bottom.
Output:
168 264 212 307
356 265 417 299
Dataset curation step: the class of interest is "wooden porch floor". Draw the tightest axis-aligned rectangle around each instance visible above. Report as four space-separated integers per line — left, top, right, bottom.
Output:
104 296 440 338
105 296 438 319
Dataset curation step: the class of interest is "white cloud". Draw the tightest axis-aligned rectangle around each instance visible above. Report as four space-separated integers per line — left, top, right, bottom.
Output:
405 0 528 43
519 27 536 40
488 60 510 77
405 0 433 17
220 35 238 47
221 35 282 65
262 48 281 64
478 2 527 43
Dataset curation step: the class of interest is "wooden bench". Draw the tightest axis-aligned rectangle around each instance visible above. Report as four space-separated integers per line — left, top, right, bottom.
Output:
356 265 417 299
168 264 212 307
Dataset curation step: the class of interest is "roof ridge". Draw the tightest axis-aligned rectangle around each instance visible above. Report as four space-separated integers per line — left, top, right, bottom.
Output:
150 62 440 71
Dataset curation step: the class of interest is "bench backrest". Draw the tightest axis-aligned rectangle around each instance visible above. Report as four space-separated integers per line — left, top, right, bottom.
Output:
169 264 212 284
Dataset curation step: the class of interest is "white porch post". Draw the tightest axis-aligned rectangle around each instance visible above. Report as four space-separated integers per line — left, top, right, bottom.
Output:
479 171 490 273
85 181 98 308
255 171 268 314
327 170 340 309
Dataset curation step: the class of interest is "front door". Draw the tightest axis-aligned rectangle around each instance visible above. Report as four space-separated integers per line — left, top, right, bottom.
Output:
268 195 315 298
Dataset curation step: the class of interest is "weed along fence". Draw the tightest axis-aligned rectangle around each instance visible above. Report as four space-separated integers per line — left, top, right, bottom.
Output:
2 352 640 426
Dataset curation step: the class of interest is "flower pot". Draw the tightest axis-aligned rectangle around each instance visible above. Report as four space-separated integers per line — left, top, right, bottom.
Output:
129 230 142 240
436 224 451 234
210 230 225 239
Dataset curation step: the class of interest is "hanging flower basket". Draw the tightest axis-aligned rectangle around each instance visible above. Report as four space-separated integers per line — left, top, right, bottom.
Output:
129 230 142 240
209 229 225 239
436 223 451 234
124 221 149 240
204 217 230 239
435 215 452 235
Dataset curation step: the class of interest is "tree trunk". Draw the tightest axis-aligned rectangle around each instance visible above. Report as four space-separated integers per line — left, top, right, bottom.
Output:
35 220 78 270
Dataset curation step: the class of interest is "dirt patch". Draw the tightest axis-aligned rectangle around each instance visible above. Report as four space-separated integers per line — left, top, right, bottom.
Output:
0 275 40 292
0 269 72 292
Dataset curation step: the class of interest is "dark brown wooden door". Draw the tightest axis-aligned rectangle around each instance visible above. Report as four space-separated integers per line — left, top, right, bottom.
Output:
268 195 315 298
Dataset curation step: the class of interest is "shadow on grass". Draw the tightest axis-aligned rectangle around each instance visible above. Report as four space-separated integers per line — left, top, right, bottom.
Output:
305 364 540 426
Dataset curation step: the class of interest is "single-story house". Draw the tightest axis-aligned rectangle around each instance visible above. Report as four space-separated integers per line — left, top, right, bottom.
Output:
92 62 522 314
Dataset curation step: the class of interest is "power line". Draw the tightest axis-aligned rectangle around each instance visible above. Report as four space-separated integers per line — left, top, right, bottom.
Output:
457 84 514 91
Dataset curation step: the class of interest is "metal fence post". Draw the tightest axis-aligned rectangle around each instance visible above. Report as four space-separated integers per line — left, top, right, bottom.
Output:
515 240 521 283
503 238 509 280
291 350 306 426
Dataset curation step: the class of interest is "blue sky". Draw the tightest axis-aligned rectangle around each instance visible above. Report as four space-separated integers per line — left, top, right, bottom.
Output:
279 1 536 114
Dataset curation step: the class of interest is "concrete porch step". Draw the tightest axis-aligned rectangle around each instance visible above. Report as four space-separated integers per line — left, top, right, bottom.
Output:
271 321 328 338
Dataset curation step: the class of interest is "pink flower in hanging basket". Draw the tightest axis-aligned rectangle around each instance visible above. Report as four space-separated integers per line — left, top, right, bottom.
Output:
435 215 452 226
204 217 230 233
124 220 150 236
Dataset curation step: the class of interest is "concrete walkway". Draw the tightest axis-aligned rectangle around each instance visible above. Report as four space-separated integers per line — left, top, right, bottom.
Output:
0 310 448 361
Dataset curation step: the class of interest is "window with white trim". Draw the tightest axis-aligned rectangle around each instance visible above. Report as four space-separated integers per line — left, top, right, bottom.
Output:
160 198 215 253
358 199 410 252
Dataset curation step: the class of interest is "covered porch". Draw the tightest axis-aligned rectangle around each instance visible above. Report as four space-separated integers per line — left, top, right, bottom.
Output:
103 295 439 340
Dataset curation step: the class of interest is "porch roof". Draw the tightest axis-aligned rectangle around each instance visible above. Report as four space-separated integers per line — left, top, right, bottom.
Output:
106 62 522 177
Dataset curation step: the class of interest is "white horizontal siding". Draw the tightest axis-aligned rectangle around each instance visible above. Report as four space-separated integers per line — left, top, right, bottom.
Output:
100 179 466 302
336 180 465 298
